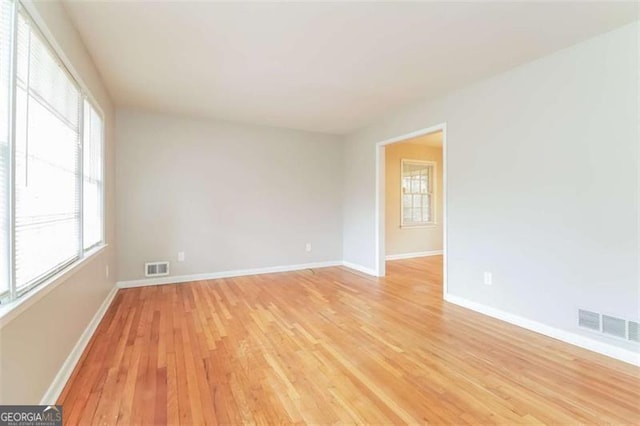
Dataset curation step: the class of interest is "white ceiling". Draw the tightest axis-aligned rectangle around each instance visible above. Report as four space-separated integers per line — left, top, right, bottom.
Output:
63 1 637 135
403 131 443 148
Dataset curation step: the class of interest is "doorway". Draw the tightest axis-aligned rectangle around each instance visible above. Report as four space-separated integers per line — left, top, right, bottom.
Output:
375 123 447 297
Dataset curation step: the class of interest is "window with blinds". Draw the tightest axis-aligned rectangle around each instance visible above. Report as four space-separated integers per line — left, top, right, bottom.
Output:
401 160 436 227
14 10 82 290
82 100 103 250
0 0 11 298
0 0 104 302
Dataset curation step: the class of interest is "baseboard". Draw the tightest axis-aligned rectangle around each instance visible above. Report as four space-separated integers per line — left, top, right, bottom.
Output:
341 261 378 277
40 286 118 404
117 260 344 288
444 293 640 367
385 250 443 261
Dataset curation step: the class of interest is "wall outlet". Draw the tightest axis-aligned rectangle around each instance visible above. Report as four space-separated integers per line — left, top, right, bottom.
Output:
178 251 185 262
105 265 109 278
484 271 492 286
305 243 312 253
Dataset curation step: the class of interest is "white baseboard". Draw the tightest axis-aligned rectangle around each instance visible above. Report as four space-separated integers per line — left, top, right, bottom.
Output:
385 250 443 261
117 260 344 288
341 261 378 277
40 286 118 404
444 293 640 367
118 260 383 288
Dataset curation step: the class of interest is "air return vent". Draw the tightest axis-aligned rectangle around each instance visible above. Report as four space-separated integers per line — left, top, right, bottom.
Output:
628 321 640 343
145 261 169 277
579 310 640 343
602 315 626 339
578 309 600 331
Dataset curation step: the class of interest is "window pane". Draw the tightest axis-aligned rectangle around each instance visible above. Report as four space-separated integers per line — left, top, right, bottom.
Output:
412 205 422 223
419 175 426 193
412 194 422 211
402 194 412 223
0 0 13 295
402 194 411 209
423 195 431 222
14 11 80 290
83 100 103 249
411 177 420 193
402 176 410 192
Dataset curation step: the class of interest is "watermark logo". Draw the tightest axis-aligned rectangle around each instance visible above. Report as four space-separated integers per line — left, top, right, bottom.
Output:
0 405 62 426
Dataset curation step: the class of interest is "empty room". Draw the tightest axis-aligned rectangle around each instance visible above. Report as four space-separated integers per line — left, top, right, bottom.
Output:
0 0 638 424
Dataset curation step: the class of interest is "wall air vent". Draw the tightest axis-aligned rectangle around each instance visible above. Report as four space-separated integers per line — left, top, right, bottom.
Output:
145 261 170 277
602 315 626 339
578 309 600 331
579 309 640 343
628 321 639 343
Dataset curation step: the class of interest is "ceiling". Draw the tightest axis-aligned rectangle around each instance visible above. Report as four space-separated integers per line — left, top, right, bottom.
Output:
403 131 443 149
62 1 638 135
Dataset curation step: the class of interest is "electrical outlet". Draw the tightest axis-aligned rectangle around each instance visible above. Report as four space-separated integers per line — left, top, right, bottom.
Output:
484 272 492 286
105 265 109 278
305 243 312 253
178 251 185 262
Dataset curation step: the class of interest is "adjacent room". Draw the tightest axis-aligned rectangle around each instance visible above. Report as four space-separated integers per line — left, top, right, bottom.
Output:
0 0 638 424
385 131 444 263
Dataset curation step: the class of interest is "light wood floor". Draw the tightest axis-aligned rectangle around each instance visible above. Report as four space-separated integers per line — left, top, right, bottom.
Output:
59 256 640 424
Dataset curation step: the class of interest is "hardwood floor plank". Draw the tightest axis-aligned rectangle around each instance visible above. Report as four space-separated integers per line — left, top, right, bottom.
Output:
58 256 640 424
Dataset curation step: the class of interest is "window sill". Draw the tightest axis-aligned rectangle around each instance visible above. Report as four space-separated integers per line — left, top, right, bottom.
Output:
0 244 109 329
400 224 438 229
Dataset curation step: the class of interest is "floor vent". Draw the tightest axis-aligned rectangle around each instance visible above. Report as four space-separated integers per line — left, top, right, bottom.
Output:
145 261 170 277
602 315 626 339
629 321 640 343
578 309 600 331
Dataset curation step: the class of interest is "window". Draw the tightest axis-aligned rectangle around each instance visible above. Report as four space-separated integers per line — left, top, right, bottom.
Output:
0 0 104 302
0 0 11 296
82 100 103 250
401 160 435 227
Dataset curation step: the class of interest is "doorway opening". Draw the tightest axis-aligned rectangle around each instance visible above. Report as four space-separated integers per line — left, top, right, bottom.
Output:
375 123 447 297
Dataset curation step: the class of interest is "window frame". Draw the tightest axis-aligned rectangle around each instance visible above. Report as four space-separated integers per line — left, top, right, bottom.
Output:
0 0 106 307
400 159 437 228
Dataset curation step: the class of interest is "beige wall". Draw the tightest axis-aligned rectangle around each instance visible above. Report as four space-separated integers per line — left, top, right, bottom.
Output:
0 0 116 404
116 109 344 282
385 140 443 256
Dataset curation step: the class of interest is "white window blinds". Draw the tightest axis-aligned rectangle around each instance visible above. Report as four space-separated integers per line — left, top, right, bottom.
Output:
82 100 103 250
0 1 105 301
0 0 12 297
0 0 104 304
14 10 82 290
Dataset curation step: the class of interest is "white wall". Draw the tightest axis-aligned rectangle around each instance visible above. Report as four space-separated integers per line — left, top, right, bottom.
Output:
116 110 343 282
0 0 116 403
343 22 639 352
